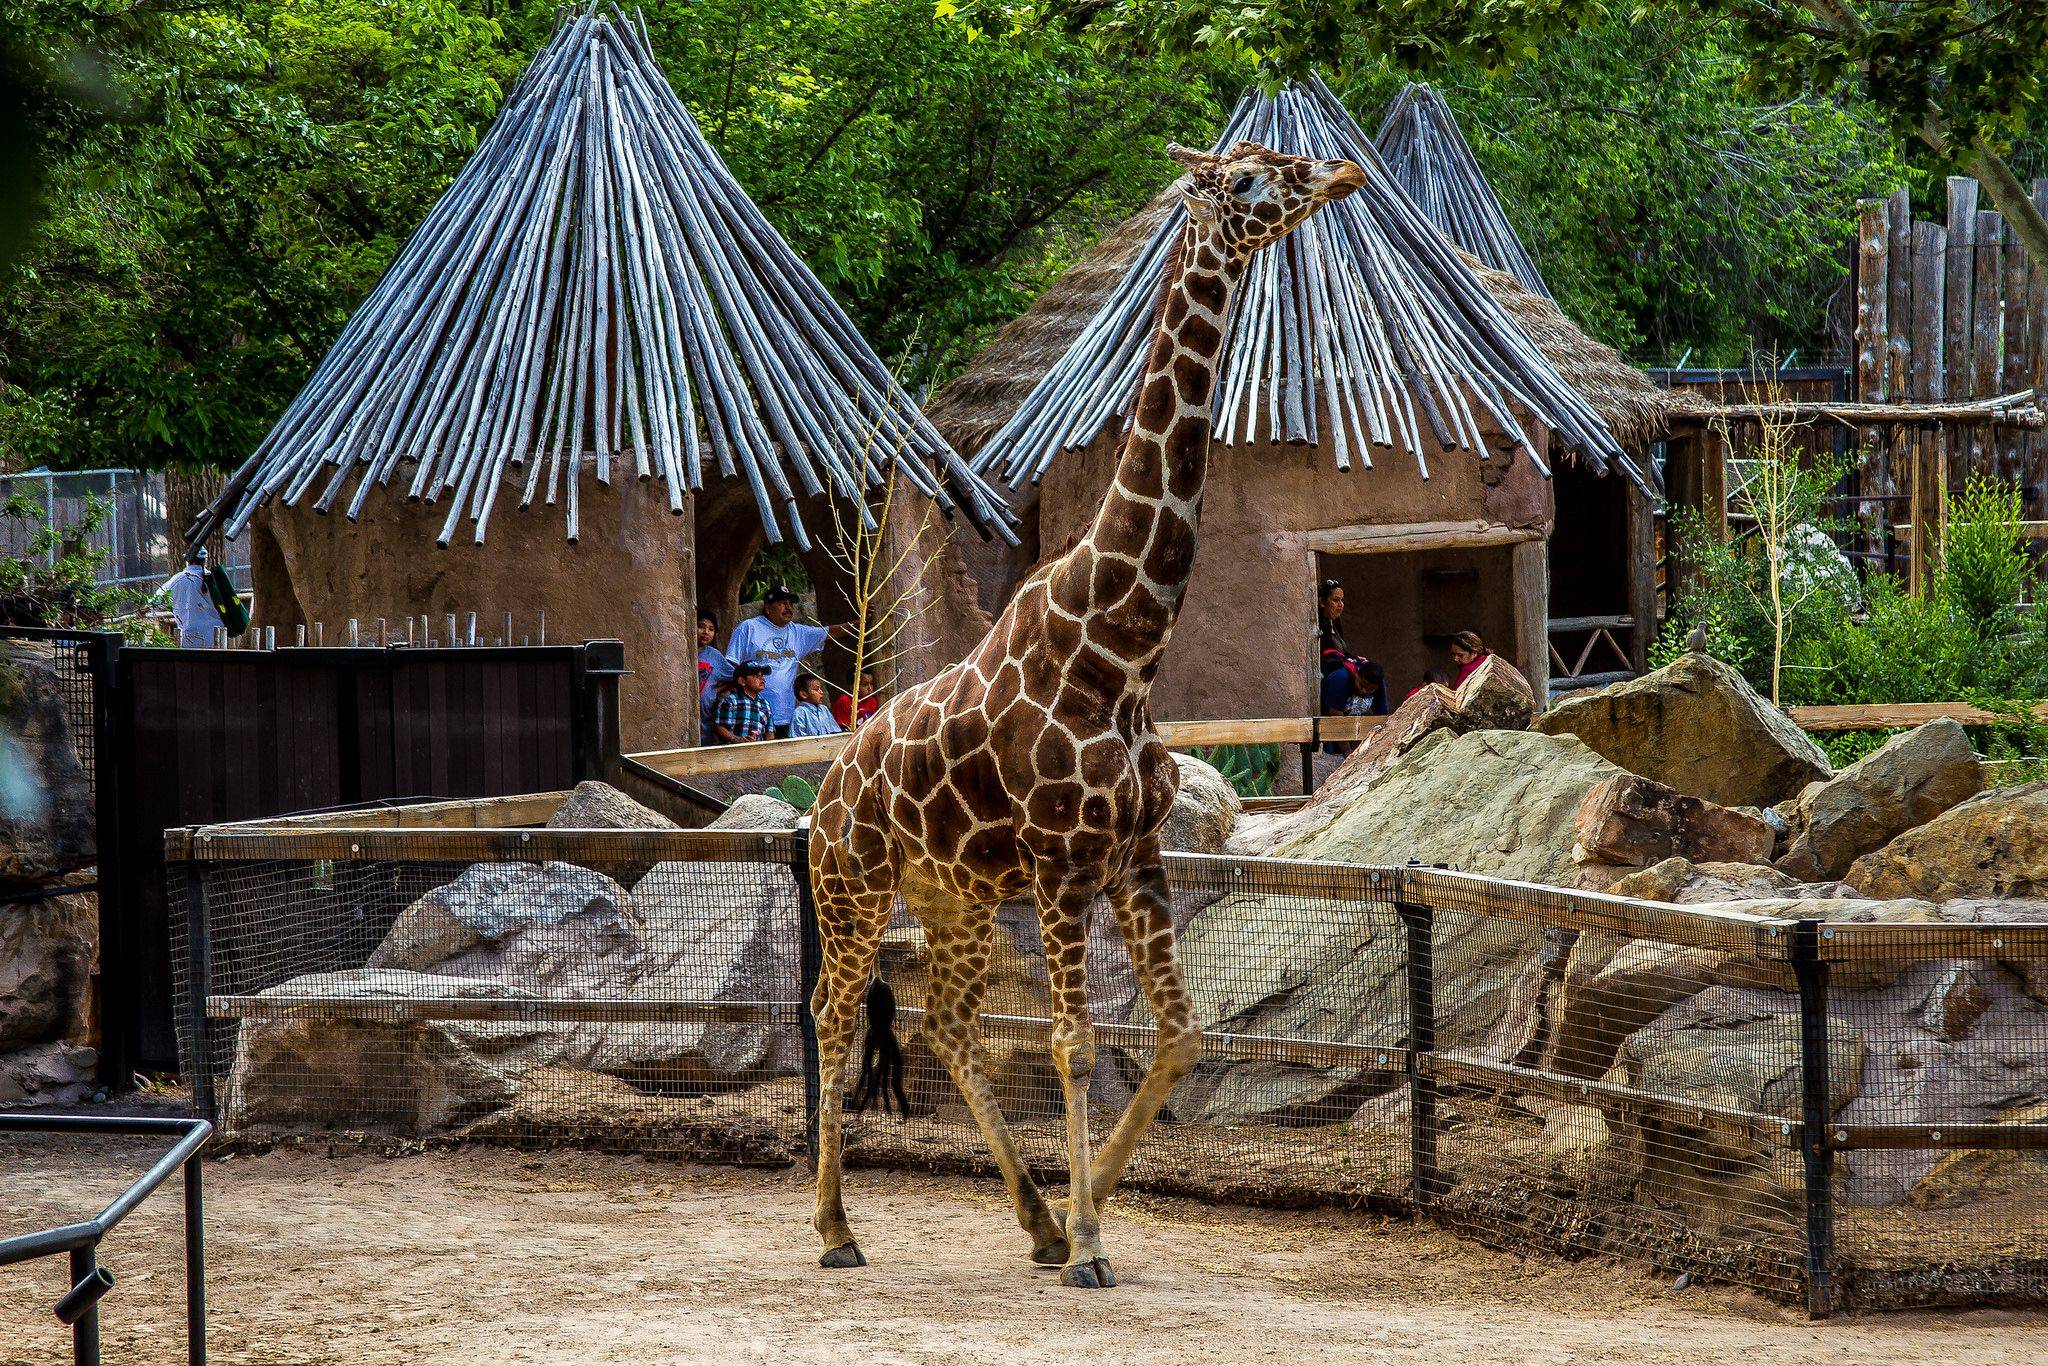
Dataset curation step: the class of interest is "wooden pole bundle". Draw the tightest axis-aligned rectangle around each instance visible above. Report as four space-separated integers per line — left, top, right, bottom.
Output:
1373 85 1550 300
972 78 1652 496
188 4 1013 553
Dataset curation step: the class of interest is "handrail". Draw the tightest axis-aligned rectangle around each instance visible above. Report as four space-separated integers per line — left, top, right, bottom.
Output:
0 1113 211 1365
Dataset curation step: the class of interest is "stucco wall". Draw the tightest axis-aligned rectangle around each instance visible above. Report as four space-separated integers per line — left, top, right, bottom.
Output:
251 470 698 751
1031 416 1556 719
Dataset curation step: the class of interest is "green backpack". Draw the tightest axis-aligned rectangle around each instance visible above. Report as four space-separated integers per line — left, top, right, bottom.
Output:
204 564 250 636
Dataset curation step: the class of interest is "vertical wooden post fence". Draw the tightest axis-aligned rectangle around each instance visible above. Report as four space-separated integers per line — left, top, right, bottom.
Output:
1397 892 1441 1210
1792 919 1836 1318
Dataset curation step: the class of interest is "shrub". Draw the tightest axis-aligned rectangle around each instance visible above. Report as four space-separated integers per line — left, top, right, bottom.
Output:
1188 743 1280 798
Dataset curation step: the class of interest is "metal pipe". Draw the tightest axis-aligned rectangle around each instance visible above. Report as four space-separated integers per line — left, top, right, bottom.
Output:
64 1248 103 1364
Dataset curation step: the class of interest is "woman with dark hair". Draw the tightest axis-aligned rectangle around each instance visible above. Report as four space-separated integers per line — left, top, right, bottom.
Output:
1317 579 1347 660
1448 631 1490 687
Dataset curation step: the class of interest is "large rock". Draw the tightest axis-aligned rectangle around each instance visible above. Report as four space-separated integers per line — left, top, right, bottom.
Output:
1160 753 1239 853
709 793 802 831
1777 719 1983 881
547 780 680 832
0 643 94 885
0 1039 98 1107
1535 652 1831 808
1846 783 2048 901
223 971 526 1133
368 861 644 993
1573 774 1774 868
1237 656 1535 854
0 880 96 1050
1166 729 1627 1122
1611 858 1802 904
1600 987 1864 1231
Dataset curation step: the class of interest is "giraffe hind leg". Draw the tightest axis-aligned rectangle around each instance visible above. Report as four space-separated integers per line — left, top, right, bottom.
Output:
810 879 892 1270
915 914 1070 1265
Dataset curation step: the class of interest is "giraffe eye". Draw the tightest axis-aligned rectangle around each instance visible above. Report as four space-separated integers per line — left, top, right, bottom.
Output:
1230 174 1256 196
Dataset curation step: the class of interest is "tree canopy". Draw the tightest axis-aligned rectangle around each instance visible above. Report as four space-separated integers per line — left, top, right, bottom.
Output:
0 0 2021 477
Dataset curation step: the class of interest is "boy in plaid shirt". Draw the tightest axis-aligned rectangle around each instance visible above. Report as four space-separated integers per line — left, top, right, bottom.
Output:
711 660 774 744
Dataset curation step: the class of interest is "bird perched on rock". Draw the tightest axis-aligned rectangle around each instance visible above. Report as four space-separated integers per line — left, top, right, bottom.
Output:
1685 623 1709 653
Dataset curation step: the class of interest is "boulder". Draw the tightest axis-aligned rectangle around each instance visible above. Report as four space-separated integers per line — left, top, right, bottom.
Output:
1166 730 1628 1122
546 780 678 881
0 879 96 1050
0 643 94 885
1233 655 1534 854
1846 783 2048 901
1572 774 1775 868
1159 752 1240 853
1611 858 1798 904
1535 651 1831 808
0 1040 98 1107
223 971 526 1133
547 780 679 831
368 862 644 993
1776 719 1983 881
709 793 802 831
1600 987 1864 1230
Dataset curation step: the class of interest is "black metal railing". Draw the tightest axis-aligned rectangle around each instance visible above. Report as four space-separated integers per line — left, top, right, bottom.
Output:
0 1113 211 1364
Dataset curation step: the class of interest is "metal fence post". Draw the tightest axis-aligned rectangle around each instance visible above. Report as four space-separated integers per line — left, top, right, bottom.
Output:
67 1245 102 1366
1396 885 1438 1212
1299 723 1316 796
1792 918 1836 1318
186 866 217 1126
790 829 823 1170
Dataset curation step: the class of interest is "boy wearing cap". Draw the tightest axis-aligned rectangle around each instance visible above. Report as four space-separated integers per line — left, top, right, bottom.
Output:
711 660 775 745
724 585 847 737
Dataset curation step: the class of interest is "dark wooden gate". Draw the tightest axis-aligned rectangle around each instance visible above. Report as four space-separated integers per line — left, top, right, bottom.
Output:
93 639 624 1077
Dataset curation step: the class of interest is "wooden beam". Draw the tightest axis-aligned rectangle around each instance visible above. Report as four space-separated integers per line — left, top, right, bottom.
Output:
1944 176 1977 402
1884 186 1913 401
1625 484 1656 672
1785 700 2048 730
1667 395 2043 430
1422 1051 1796 1149
1825 1123 2048 1152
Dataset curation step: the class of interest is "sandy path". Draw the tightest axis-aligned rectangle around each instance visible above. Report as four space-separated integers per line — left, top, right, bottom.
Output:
3 1142 2045 1364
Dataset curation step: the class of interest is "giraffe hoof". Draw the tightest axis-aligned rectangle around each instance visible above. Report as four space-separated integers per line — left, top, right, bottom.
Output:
1060 1258 1116 1289
1030 1237 1069 1266
819 1243 867 1269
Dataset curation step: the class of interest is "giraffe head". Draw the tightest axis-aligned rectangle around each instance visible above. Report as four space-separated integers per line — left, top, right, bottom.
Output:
1165 141 1365 259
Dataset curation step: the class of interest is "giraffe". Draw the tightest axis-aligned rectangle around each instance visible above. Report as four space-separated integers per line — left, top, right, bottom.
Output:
806 140 1365 1288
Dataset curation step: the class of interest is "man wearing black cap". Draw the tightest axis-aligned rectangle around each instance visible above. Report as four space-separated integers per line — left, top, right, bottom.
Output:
724 586 849 737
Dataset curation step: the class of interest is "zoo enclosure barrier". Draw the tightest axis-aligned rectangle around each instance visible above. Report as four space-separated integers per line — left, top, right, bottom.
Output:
0 1112 212 1366
162 806 2048 1317
0 467 251 593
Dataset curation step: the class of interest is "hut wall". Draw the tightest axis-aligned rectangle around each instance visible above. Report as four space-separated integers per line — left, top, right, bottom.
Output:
252 470 701 751
1032 413 1555 719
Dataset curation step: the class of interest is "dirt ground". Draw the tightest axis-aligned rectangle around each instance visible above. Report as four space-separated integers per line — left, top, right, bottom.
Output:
4 1140 2047 1365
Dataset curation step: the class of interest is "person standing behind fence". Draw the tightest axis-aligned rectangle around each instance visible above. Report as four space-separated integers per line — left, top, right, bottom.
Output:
725 585 849 738
711 660 774 744
696 610 731 744
156 547 225 647
1448 631 1490 687
789 673 844 738
832 667 881 730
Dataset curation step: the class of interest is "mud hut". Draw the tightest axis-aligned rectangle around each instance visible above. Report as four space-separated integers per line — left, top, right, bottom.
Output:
928 80 1691 715
188 7 1009 747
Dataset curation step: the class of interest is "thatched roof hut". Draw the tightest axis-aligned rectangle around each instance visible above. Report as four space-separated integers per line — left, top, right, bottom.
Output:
1376 84 1551 298
925 81 1692 720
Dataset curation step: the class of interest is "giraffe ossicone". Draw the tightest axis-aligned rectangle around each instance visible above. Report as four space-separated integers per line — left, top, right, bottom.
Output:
806 140 1364 1288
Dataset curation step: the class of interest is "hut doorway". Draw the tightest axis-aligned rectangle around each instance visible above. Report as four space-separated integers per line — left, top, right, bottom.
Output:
1547 465 1653 690
1315 544 1521 703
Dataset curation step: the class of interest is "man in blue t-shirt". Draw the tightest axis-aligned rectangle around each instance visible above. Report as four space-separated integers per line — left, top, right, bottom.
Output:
725 585 850 736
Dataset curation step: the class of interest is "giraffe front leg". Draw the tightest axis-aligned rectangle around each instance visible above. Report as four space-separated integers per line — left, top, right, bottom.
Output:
1037 870 1116 1289
810 883 890 1270
1089 854 1201 1204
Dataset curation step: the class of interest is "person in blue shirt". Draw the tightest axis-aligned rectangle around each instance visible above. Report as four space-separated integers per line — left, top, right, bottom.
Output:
789 673 844 738
724 585 849 737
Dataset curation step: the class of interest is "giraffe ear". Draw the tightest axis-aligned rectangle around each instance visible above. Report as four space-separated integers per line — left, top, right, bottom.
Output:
1176 177 1220 223
1165 142 1217 171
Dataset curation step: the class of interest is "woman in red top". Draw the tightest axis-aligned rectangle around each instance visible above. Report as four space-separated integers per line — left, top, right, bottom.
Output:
1448 631 1490 688
832 667 881 729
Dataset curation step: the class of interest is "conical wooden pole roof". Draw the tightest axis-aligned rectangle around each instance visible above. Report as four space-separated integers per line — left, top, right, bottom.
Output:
1374 84 1550 299
192 5 1012 551
970 78 1655 496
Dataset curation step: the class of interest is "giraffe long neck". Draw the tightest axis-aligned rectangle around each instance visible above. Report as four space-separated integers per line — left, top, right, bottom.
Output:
1046 222 1240 691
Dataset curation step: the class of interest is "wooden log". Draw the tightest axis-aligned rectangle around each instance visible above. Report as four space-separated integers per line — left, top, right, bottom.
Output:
1856 198 1889 402
1912 222 1947 402
1972 209 2005 479
1784 700 2048 729
168 826 805 865
1668 396 2043 428
1944 177 1977 402
1885 186 1913 402
2003 222 2032 486
1824 1123 2048 1152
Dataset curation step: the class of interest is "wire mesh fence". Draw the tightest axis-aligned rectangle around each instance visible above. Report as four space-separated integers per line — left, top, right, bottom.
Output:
166 820 2048 1314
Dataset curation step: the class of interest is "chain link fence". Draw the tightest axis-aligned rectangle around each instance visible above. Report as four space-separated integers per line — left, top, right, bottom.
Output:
167 818 2048 1315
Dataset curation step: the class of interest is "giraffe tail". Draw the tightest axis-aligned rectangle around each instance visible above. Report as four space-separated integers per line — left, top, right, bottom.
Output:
848 976 908 1116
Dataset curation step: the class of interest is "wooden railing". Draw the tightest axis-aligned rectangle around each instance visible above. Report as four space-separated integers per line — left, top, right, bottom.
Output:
625 700 2048 778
